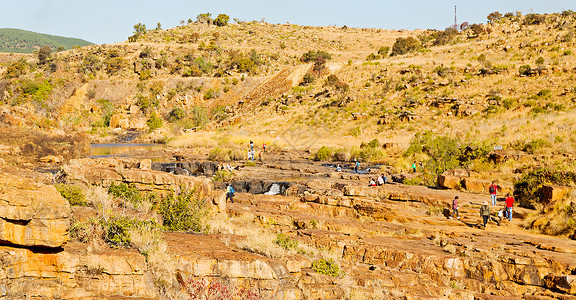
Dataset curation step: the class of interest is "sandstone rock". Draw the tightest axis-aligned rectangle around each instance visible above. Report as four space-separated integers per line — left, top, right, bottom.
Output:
0 243 158 299
544 274 576 294
0 173 71 248
437 175 462 189
463 178 492 194
541 185 571 206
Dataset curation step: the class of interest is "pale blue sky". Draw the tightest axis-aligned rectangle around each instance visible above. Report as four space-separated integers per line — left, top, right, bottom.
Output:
1 1 575 44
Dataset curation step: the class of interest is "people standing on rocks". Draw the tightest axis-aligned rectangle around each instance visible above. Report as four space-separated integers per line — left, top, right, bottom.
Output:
489 182 498 206
412 162 417 173
505 193 514 221
450 196 460 220
258 151 262 162
226 184 235 202
336 164 342 172
480 201 490 228
250 140 254 151
369 178 377 186
263 143 266 152
354 160 360 174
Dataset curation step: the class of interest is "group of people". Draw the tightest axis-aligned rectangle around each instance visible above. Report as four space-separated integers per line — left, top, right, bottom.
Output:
369 174 388 186
248 140 266 162
450 182 515 229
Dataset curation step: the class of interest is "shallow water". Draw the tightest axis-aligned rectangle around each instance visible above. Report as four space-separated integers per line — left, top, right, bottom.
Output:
90 143 164 157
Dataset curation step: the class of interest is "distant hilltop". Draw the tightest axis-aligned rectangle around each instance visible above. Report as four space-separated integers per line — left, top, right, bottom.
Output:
0 28 93 53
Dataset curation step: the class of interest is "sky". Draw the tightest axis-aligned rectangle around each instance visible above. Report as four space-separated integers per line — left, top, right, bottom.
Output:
1 0 576 44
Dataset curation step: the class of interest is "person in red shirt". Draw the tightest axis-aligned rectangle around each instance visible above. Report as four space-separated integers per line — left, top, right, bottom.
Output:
505 193 514 221
450 196 460 220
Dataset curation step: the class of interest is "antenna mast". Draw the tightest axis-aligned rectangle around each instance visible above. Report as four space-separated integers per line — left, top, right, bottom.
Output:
454 6 458 31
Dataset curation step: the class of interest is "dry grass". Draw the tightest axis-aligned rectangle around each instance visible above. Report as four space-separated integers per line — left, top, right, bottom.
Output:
524 191 576 237
85 186 114 221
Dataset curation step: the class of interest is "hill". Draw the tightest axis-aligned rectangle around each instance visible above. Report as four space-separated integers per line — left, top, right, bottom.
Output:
0 28 93 53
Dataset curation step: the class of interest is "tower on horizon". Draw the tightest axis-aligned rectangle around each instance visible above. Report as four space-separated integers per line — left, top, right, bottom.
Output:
454 6 458 31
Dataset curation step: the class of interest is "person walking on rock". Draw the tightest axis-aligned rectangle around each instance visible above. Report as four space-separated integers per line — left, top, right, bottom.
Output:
480 201 490 228
489 182 498 206
250 140 254 151
354 160 360 174
450 196 460 220
412 162 417 173
226 184 235 203
505 193 514 221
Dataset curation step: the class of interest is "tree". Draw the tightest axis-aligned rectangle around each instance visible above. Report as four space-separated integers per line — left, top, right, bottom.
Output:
214 14 230 27
129 23 147 42
156 23 162 30
487 11 502 23
37 46 51 65
196 13 213 25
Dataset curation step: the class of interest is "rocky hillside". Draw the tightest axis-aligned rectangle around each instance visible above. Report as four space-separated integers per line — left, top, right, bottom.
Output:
1 10 576 299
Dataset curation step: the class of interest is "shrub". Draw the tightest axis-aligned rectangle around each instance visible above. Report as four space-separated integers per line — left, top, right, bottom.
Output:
314 146 333 161
191 105 209 128
155 189 208 232
167 107 186 122
312 259 344 277
213 170 235 182
324 74 349 92
405 131 461 185
182 277 264 299
4 58 28 78
519 138 551 154
470 24 484 35
523 13 546 25
487 11 502 23
103 216 159 248
391 37 420 56
518 65 532 76
54 184 87 206
147 111 163 132
301 73 315 85
300 50 332 63
377 46 390 56
214 14 230 26
37 46 51 65
136 94 159 112
108 182 144 205
274 233 298 250
104 57 126 75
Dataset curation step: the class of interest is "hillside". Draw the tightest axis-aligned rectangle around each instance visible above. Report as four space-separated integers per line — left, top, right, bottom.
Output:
0 28 93 53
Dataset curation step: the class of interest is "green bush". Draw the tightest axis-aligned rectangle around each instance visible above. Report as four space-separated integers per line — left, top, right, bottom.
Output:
155 189 208 232
314 146 333 161
213 170 235 182
214 14 230 26
390 37 420 56
103 216 159 248
274 233 298 250
405 131 461 185
4 58 28 78
108 182 144 205
523 13 546 25
518 65 532 76
312 259 344 277
167 107 186 122
300 50 332 63
147 111 163 132
54 184 87 206
377 46 389 56
519 138 551 154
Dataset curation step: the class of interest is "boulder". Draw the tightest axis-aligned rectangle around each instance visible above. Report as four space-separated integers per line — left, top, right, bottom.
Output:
0 173 71 248
544 274 576 294
462 178 492 194
438 175 462 189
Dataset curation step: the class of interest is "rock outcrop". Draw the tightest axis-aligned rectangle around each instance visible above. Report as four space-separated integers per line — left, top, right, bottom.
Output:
0 172 70 248
61 157 212 195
